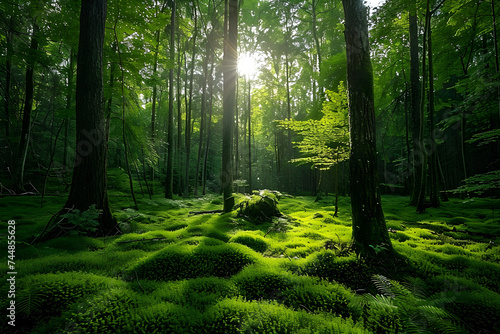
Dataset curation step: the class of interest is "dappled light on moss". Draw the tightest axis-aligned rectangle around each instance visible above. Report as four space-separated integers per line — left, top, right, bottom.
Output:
2 193 499 333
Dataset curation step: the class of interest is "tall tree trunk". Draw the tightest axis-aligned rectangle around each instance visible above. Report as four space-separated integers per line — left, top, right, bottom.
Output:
165 0 176 199
63 50 75 174
416 0 431 214
176 27 183 196
409 6 422 206
202 58 214 195
185 8 198 198
114 25 139 210
195 40 209 197
4 17 14 138
150 29 160 193
222 0 238 212
492 0 500 122
248 80 252 192
427 20 439 208
342 0 393 258
65 0 116 235
14 22 39 192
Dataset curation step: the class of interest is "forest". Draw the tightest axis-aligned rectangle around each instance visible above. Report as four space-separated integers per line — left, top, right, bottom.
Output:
0 0 499 332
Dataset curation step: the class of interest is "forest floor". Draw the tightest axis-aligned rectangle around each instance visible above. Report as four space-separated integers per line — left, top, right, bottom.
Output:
1 171 500 333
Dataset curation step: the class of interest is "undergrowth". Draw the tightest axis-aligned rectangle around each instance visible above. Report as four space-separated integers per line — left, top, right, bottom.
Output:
1 182 499 333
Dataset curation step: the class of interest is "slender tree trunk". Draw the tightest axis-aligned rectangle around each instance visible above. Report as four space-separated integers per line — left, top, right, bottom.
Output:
342 0 393 258
416 1 431 213
409 7 422 206
14 22 39 192
63 50 74 174
222 0 238 212
195 40 209 197
248 79 252 192
176 28 183 196
427 21 439 208
165 0 176 199
492 0 500 122
65 0 116 235
185 8 198 198
4 17 13 138
150 29 160 194
117 41 138 210
202 60 214 195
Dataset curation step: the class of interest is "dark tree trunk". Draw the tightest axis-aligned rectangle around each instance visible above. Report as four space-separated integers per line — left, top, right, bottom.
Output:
427 21 439 208
342 0 393 258
165 0 175 199
14 22 39 192
4 17 13 138
416 1 431 214
222 0 238 212
65 0 116 235
492 0 500 122
409 7 422 206
63 50 75 174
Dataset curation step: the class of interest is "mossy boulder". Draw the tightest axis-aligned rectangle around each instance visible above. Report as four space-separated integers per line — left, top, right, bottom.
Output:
237 190 282 223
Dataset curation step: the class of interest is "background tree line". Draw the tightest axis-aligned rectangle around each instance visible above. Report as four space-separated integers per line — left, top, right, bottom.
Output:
1 0 499 208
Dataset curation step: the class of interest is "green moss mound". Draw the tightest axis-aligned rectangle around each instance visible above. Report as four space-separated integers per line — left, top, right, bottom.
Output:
1 272 124 333
292 251 373 291
230 234 269 253
205 298 367 334
130 243 255 281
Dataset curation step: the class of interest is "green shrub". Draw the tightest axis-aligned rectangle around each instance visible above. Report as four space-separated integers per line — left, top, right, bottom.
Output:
231 235 269 253
131 244 255 281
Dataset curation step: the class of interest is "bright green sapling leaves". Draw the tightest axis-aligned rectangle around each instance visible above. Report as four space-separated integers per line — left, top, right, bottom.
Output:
278 83 349 170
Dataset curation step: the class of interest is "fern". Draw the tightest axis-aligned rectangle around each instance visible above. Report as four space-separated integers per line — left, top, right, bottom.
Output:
17 290 45 316
352 275 464 334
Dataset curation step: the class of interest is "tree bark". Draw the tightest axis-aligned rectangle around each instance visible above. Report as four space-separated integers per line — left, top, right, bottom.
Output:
248 80 252 192
409 6 422 206
65 0 116 235
222 0 238 212
184 8 198 198
427 20 439 208
342 0 393 258
165 0 176 199
416 0 431 213
4 17 14 139
14 22 39 192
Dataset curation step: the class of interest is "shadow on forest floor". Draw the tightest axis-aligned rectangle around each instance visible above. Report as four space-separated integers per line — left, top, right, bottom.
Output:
1 181 499 333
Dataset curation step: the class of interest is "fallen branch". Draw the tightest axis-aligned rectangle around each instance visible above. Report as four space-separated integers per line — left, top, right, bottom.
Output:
117 237 170 244
188 210 224 216
122 214 140 223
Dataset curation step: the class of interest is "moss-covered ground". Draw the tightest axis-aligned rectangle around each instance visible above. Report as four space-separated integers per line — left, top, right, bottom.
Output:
1 172 499 333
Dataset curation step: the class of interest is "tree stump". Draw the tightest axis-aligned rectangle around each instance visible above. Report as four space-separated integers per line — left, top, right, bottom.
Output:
237 190 282 223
